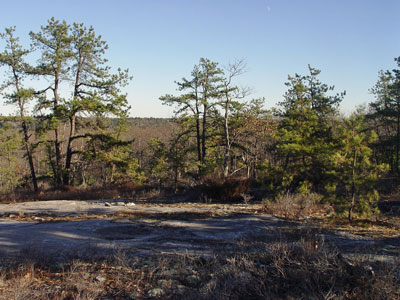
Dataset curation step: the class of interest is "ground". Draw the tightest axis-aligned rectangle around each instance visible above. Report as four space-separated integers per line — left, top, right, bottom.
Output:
0 198 399 299
0 199 399 260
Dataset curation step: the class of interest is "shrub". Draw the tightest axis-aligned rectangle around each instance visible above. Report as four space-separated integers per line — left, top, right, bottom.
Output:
193 177 251 203
263 192 322 218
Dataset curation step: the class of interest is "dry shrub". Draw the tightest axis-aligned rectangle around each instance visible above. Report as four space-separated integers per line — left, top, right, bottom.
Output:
0 236 398 300
175 234 400 300
8 184 142 202
0 264 35 300
263 192 323 218
192 177 251 203
7 186 114 202
62 260 104 300
131 185 164 199
1 181 178 203
0 261 104 300
28 183 171 202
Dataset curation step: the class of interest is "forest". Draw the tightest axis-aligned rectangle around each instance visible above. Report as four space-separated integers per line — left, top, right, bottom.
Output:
1 18 399 222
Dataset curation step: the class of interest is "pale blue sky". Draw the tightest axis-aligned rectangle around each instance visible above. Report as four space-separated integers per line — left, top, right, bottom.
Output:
0 0 399 117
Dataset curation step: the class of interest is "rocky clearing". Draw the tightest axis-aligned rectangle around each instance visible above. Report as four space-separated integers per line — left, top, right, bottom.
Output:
0 199 399 299
0 199 399 261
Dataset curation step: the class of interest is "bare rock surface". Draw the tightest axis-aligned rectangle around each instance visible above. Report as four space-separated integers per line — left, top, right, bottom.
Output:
0 200 399 261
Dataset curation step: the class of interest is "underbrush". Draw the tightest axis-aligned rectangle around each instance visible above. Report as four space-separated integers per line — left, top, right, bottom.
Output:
1 177 252 204
262 192 332 219
187 177 251 203
0 233 398 300
0 183 174 203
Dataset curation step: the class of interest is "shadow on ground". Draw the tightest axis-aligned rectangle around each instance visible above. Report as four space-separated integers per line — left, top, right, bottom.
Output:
0 200 398 263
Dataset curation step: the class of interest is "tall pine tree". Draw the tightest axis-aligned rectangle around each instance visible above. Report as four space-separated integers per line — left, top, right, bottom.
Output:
275 65 343 191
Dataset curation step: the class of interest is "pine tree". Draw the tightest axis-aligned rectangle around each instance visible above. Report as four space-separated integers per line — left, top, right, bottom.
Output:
332 114 387 222
0 27 39 192
30 18 131 187
218 59 249 177
147 138 170 188
29 18 73 187
0 124 22 195
83 120 144 186
160 58 224 175
369 57 400 174
275 65 343 191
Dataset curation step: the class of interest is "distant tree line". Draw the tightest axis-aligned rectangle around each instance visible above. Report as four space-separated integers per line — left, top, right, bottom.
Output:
1 19 399 221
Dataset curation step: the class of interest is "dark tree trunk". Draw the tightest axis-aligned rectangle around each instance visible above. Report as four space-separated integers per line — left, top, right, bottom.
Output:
53 75 63 187
396 101 400 174
63 115 76 185
201 104 207 162
22 120 38 192
14 68 39 192
196 117 201 162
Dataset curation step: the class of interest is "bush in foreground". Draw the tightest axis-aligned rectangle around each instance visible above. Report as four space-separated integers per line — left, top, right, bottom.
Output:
0 232 398 299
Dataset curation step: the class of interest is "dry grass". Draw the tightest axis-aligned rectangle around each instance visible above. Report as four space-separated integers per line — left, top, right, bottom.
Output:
310 215 400 239
1 202 265 224
263 192 331 219
1 188 400 298
261 192 400 239
0 183 171 204
188 177 251 203
0 231 398 300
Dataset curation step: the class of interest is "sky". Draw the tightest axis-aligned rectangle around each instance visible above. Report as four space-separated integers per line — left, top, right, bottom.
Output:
0 0 399 117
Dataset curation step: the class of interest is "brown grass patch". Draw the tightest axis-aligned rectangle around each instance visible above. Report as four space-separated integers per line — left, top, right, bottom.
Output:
0 231 398 300
188 177 251 203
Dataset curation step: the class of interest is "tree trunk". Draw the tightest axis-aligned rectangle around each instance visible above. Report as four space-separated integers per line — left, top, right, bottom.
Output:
201 104 207 162
54 127 62 186
173 167 178 193
22 120 38 192
53 76 63 187
349 149 358 223
196 117 201 162
63 115 76 185
396 101 400 174
14 71 39 193
348 192 355 223
223 96 230 177
64 51 83 185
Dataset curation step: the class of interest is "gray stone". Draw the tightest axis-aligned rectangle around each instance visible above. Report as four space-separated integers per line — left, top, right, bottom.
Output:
0 199 398 265
147 288 165 297
95 275 107 282
104 202 112 207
